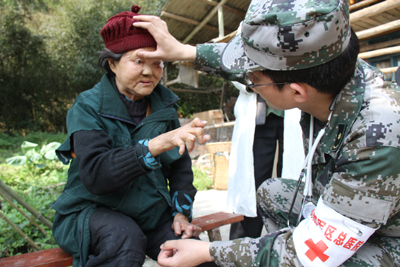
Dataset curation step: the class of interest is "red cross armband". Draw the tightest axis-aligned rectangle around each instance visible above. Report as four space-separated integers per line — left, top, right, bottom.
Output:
293 198 377 267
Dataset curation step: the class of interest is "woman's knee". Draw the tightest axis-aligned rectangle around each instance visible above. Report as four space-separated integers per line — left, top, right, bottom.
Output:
87 207 147 266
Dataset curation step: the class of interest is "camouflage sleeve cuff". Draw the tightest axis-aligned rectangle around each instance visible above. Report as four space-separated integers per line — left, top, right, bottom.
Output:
209 238 256 266
194 44 245 83
171 191 194 221
136 139 161 171
210 229 292 266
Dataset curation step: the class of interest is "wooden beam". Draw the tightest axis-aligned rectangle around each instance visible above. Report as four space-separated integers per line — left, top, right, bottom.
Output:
360 38 400 52
356 19 400 40
359 45 400 59
170 88 216 94
211 30 237 43
161 11 220 33
183 0 229 44
219 82 225 110
165 78 179 86
381 66 398 74
349 0 380 12
350 0 400 23
196 0 246 17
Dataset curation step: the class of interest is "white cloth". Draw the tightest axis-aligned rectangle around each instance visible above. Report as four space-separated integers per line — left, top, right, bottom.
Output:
282 108 304 179
227 84 304 217
176 63 198 88
227 82 258 217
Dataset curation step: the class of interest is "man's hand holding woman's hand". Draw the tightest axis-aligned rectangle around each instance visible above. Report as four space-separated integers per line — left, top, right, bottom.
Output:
158 239 213 267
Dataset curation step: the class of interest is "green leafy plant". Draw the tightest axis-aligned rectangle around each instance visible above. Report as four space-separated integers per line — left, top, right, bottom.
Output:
192 167 213 191
1 138 67 257
6 141 60 167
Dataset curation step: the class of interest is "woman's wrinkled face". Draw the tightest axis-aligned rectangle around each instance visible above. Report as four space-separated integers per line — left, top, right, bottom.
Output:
108 47 163 101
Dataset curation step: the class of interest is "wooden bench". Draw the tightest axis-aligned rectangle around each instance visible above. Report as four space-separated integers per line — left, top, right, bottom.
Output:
0 212 243 267
191 211 243 241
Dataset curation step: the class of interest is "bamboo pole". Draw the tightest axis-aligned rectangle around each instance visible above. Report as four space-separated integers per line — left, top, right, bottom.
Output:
0 210 41 251
211 30 237 43
183 0 229 44
350 0 400 23
360 38 400 52
350 0 380 11
218 6 225 38
160 11 220 33
356 19 400 40
381 66 398 74
0 179 52 229
219 82 226 110
170 88 215 94
165 78 180 86
0 191 47 236
359 45 400 59
196 0 246 17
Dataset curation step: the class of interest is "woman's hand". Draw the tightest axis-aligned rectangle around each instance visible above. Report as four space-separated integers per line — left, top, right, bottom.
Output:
171 213 202 239
148 117 210 156
158 239 213 267
132 15 196 62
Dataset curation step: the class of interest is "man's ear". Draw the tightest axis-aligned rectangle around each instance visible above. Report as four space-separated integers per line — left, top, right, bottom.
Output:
289 83 308 103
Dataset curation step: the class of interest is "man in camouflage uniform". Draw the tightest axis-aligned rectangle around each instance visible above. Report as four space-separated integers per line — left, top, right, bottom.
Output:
135 0 400 266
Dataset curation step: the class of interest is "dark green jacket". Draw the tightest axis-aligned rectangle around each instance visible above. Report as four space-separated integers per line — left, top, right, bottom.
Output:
51 74 194 266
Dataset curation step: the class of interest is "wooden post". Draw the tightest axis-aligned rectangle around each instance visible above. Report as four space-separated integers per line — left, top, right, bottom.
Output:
0 210 41 251
219 82 226 110
162 62 168 85
218 6 224 38
0 179 52 229
183 0 228 44
197 0 246 17
0 191 47 236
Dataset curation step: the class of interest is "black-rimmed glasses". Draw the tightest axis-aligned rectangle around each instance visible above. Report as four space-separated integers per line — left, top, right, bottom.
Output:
244 73 290 92
247 82 290 90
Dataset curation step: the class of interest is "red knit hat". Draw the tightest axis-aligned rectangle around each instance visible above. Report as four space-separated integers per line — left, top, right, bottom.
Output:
100 5 156 54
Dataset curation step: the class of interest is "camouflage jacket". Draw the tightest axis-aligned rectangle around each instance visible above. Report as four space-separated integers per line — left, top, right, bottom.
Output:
195 44 400 266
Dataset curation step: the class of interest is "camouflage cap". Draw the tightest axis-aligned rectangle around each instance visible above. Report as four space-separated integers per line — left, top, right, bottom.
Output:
221 0 350 73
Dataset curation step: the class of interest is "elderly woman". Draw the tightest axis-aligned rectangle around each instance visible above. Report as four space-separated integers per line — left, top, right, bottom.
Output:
51 5 213 267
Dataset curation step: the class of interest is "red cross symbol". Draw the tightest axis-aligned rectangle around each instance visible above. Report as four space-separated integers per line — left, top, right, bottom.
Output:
304 239 329 262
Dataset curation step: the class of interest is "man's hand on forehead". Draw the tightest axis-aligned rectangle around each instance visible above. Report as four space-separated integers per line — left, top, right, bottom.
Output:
133 15 196 62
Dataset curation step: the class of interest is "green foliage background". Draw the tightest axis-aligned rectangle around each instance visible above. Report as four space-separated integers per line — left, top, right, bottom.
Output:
0 0 238 135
